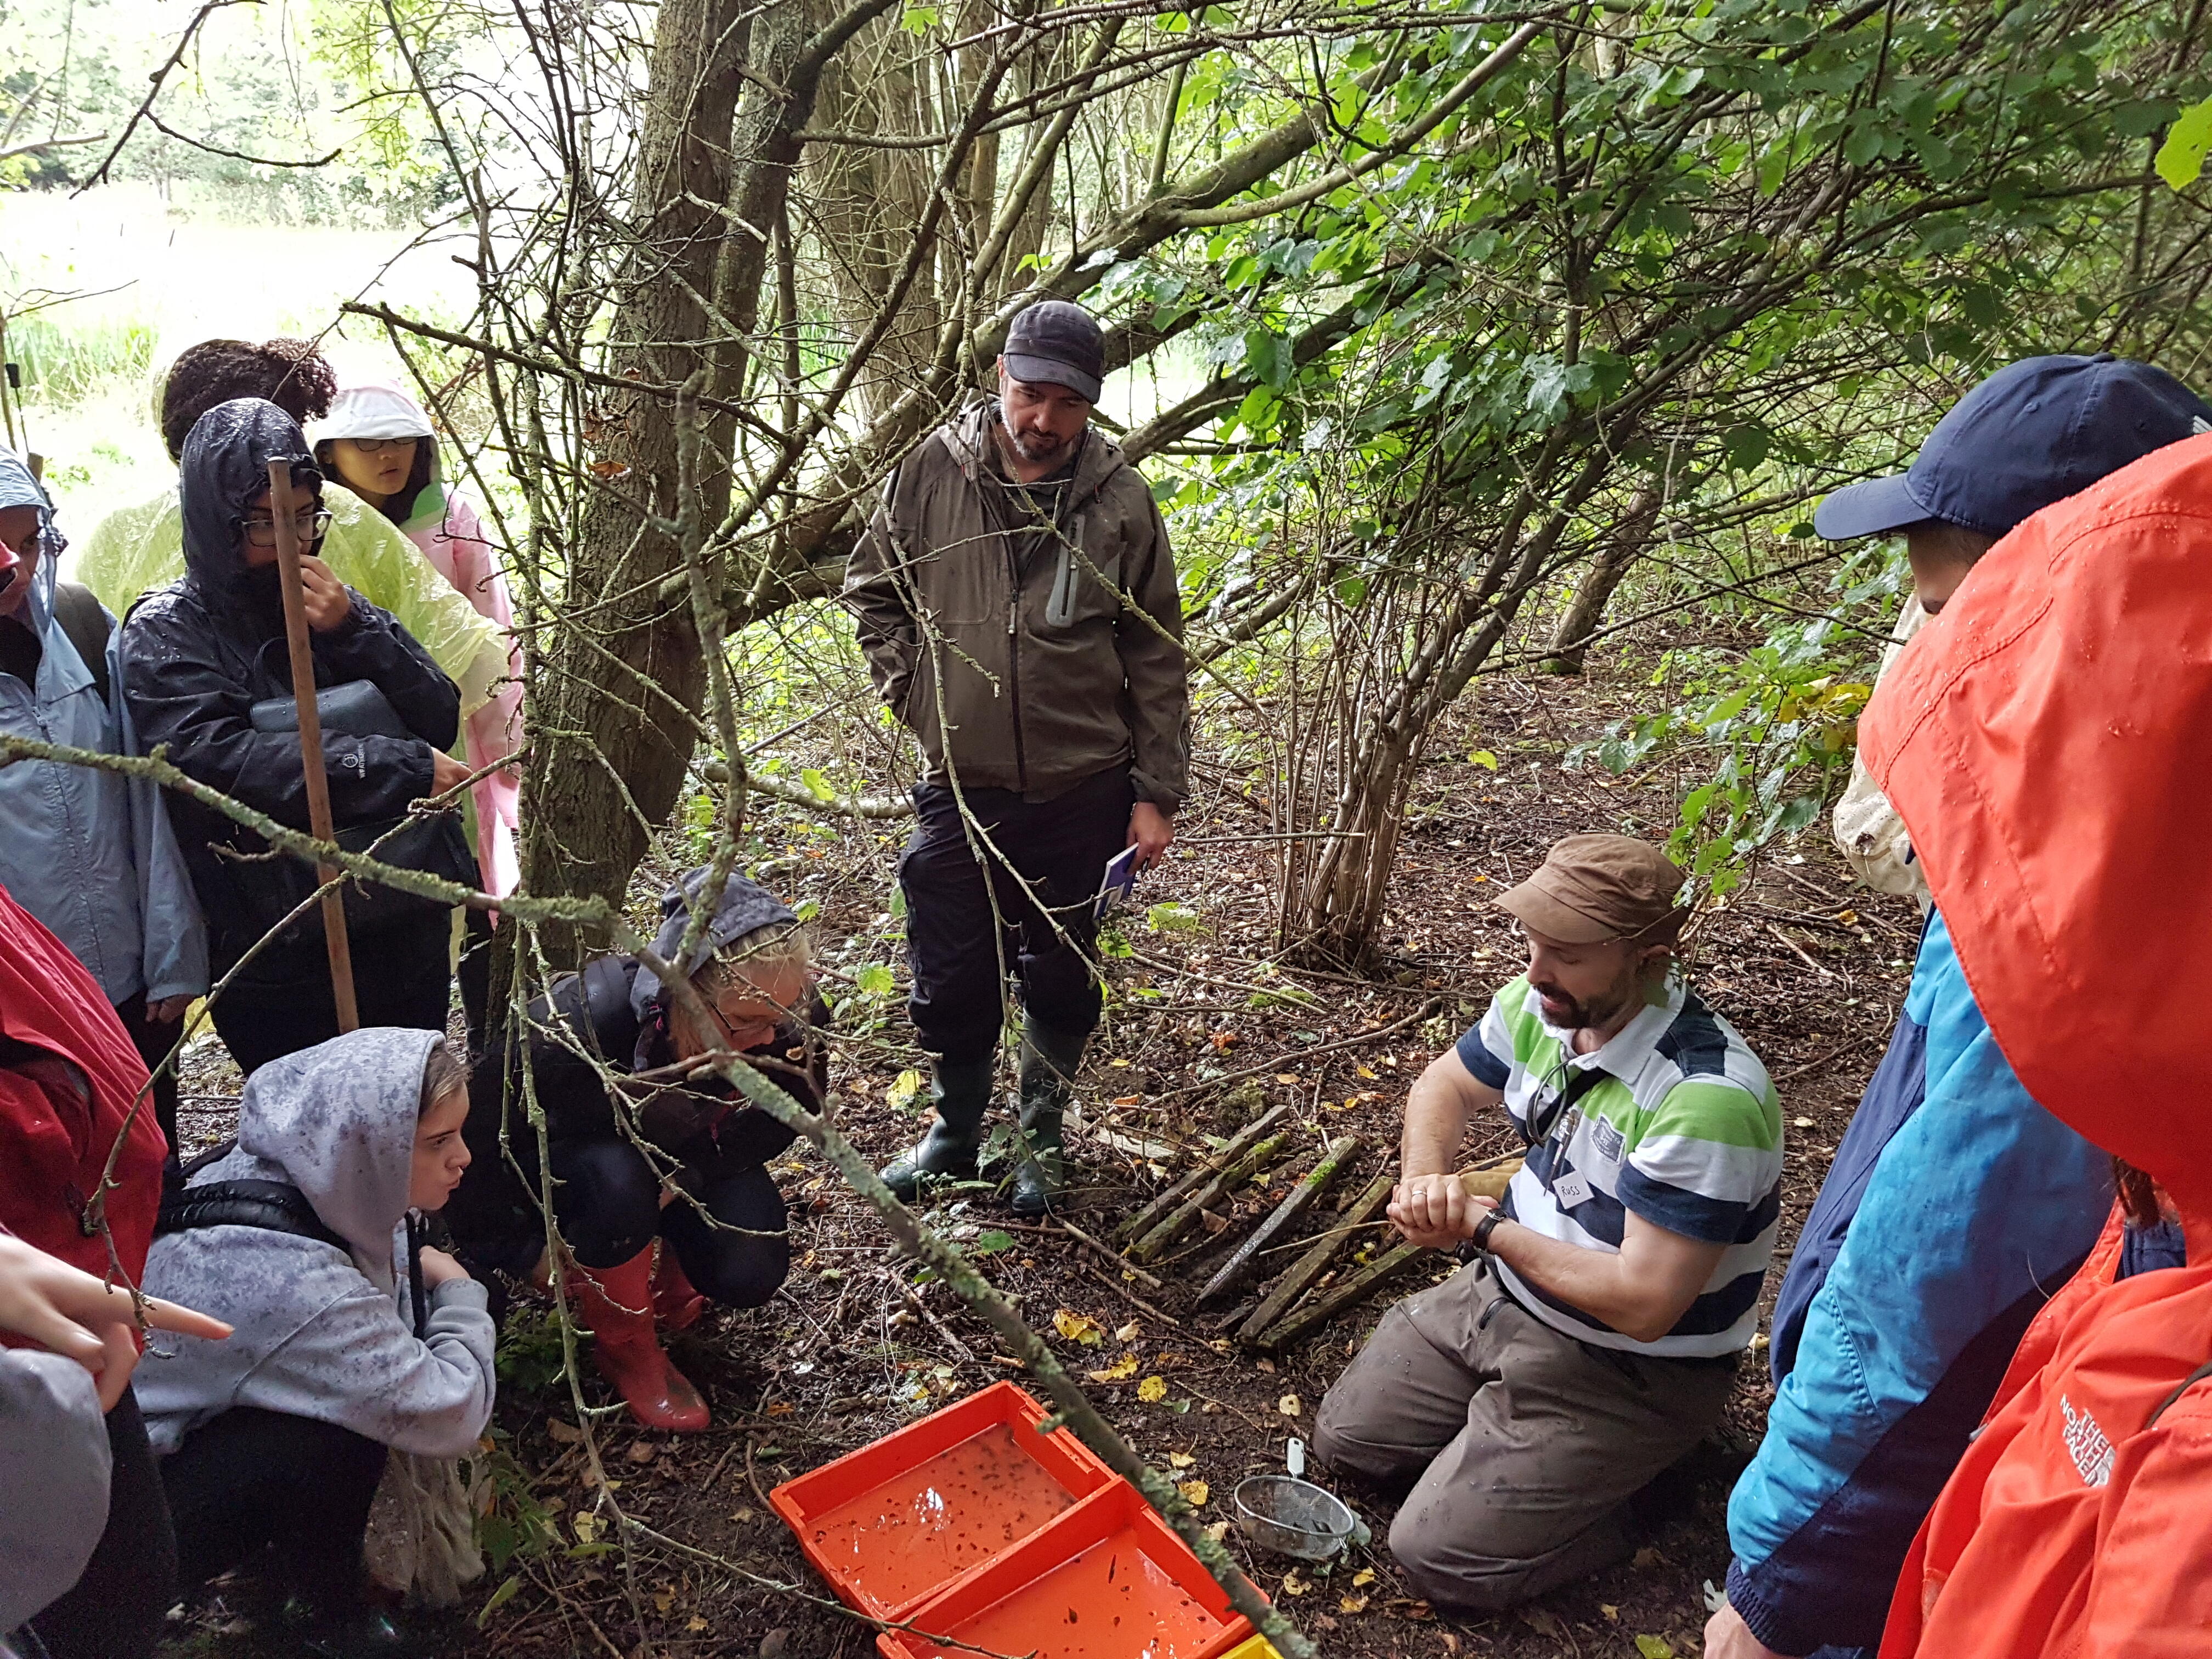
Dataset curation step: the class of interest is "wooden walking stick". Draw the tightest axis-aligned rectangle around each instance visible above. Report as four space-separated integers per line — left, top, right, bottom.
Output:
267 457 359 1032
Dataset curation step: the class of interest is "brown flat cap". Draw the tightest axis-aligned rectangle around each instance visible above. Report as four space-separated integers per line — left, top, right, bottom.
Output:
1496 833 1686 945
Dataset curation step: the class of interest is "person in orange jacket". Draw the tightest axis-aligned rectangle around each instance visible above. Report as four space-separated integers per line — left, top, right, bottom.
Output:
1855 422 2212 1658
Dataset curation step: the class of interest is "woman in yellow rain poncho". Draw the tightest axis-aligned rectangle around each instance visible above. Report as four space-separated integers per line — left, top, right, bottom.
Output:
74 338 507 720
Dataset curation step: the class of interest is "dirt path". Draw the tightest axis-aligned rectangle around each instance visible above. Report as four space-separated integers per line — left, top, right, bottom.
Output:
166 663 1916 1658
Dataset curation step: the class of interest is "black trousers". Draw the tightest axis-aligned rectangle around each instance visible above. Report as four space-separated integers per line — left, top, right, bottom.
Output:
899 765 1134 1063
548 1139 789 1306
211 915 454 1076
160 1407 388 1607
112 991 183 1156
26 1389 176 1659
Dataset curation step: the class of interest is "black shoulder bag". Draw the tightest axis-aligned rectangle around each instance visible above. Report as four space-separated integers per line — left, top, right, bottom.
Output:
222 669 481 944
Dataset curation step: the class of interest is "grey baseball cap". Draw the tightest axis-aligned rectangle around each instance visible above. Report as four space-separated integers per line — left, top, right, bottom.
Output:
1003 301 1104 403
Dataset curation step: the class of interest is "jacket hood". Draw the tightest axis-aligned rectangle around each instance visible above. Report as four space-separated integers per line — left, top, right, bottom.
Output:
177 398 323 590
940 396 1127 504
308 382 447 534
0 445 62 627
1861 430 2212 1209
221 1026 438 1285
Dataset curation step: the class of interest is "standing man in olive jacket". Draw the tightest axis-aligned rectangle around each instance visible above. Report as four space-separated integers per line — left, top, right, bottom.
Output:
845 301 1189 1215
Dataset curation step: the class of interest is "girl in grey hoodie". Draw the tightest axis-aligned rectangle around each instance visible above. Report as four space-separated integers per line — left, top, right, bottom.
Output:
138 1028 494 1651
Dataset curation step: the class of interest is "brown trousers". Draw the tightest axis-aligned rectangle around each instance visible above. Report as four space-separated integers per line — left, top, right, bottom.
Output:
1314 1256 1739 1610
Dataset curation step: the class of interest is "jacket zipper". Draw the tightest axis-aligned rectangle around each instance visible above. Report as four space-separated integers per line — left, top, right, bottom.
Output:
1005 539 1028 791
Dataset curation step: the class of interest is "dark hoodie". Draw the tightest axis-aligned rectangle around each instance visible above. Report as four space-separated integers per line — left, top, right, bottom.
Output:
116 398 461 973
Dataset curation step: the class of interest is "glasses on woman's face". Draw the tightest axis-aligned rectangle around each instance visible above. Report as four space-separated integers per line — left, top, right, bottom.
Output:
240 509 334 548
346 437 417 458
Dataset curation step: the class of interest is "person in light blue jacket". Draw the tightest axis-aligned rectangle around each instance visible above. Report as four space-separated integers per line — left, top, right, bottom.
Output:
0 446 206 1153
1705 354 2212 1659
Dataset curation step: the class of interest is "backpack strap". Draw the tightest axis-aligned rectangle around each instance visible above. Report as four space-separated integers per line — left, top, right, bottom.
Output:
2147 1357 2212 1429
156 1172 349 1254
49 583 112 707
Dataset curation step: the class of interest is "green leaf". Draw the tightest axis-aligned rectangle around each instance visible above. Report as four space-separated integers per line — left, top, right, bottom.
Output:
1467 749 1498 770
970 1229 1015 1256
855 963 896 998
2155 97 2212 191
887 1069 924 1110
800 767 836 803
1635 1638 1677 1659
1146 901 1206 934
476 1575 523 1626
898 1 938 30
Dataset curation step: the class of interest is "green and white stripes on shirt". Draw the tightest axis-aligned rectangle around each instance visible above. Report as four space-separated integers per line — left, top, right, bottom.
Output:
1456 973 1783 1358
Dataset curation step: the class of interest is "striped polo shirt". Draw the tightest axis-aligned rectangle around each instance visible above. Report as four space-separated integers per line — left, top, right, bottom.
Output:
1457 973 1782 1357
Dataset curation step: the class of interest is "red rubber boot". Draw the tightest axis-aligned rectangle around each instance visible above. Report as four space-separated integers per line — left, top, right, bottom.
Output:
652 1246 708 1333
571 1250 710 1432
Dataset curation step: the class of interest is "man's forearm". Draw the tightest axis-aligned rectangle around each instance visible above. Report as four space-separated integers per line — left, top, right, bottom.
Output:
1400 1072 1469 1178
1484 1218 1706 1344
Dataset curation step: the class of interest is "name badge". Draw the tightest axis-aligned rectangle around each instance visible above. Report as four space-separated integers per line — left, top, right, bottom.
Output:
1551 1170 1594 1209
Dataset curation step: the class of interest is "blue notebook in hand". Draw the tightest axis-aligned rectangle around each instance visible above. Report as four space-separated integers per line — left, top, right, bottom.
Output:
1094 844 1139 921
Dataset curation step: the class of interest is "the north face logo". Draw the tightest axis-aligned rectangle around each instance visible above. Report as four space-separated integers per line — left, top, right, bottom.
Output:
2060 1394 2115 1488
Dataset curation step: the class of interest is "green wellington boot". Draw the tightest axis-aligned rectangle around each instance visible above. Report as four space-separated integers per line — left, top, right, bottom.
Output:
1009 1019 1088 1217
881 1055 995 1201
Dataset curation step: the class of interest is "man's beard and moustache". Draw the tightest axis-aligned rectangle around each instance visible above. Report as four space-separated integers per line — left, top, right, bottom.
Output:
1532 973 1635 1033
1000 402 1073 465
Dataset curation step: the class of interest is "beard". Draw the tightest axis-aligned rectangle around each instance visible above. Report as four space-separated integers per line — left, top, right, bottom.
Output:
1000 405 1071 462
1531 976 1635 1032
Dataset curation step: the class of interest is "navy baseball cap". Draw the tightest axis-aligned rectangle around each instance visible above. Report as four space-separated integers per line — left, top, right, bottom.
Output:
1003 301 1104 403
1814 353 2212 541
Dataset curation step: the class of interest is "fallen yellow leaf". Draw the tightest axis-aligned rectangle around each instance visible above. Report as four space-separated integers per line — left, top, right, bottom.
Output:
1352 1568 1376 1587
1355 1064 1377 1080
1115 1321 1142 1342
1168 1451 1195 1469
1275 1072 1300 1084
1282 1570 1310 1596
1137 1375 1168 1402
1279 1393 1303 1417
1053 1309 1104 1346
1340 1594 1370 1613
1204 1520 1231 1542
572 1512 602 1544
1600 1603 1619 1622
1178 1480 1210 1508
1086 1352 1139 1383
686 1616 708 1633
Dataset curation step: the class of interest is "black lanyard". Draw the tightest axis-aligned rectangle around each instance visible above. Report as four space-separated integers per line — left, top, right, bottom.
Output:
1526 1056 1611 1152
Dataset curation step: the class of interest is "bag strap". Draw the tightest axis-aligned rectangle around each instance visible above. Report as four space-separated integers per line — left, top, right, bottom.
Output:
49 583 112 707
156 1173 349 1254
2147 1357 2212 1429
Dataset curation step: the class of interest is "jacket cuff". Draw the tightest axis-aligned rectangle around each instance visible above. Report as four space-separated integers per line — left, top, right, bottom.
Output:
1130 770 1183 814
429 1277 493 1317
1724 1559 1811 1658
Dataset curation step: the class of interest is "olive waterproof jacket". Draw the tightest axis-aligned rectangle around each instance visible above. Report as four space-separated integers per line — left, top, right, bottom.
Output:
844 399 1189 810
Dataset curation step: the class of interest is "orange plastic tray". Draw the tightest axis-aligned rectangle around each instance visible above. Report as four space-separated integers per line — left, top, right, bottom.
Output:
875 1481 1256 1659
770 1381 1116 1621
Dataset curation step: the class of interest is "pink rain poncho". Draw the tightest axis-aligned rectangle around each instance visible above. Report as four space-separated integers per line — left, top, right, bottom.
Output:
312 383 523 895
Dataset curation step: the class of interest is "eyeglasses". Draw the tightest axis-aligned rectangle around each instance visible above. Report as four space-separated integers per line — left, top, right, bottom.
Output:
240 509 334 548
343 437 419 458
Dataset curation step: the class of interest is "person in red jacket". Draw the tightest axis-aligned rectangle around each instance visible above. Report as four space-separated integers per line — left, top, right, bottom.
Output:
1855 425 2212 1658
0 882 174 1659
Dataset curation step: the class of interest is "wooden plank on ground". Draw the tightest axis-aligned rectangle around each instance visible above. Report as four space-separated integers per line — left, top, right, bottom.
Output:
1196 1135 1363 1308
1234 1168 1396 1347
1114 1102 1294 1243
1256 1242 1427 1351
1127 1133 1287 1263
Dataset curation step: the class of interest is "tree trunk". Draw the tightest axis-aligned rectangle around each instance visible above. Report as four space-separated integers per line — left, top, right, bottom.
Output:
521 0 883 959
1543 482 1662 674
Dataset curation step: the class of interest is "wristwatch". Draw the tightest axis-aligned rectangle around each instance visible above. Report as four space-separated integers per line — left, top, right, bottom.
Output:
1471 1209 1506 1253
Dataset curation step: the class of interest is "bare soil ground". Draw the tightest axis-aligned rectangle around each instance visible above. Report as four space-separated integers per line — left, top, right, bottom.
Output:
166 660 1917 1659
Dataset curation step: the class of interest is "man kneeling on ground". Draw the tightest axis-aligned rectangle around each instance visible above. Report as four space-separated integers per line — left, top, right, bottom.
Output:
1316 834 1781 1611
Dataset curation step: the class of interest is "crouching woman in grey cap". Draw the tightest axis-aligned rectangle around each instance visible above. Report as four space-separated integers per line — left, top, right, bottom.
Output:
445 867 825 1434
137 1028 493 1656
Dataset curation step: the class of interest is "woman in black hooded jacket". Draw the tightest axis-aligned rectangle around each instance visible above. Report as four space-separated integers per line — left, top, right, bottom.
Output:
117 398 474 1075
